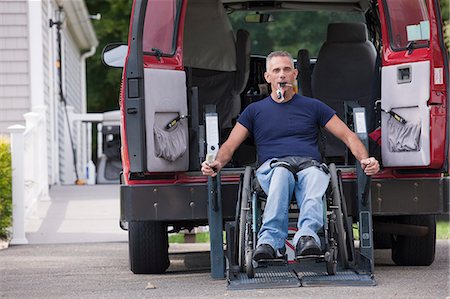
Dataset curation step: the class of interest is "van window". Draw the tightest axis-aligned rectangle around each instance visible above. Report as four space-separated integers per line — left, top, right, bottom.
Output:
143 0 181 55
227 10 365 58
383 0 429 50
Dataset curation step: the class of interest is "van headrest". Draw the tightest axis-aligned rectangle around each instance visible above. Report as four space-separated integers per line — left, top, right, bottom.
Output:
184 0 236 71
327 23 368 43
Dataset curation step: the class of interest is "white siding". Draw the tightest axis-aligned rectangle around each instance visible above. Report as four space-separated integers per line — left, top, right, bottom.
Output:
64 32 82 112
42 0 57 184
0 0 29 133
1 0 97 185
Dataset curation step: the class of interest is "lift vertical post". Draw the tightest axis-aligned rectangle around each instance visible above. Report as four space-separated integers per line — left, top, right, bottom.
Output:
205 107 225 279
208 174 225 278
352 107 375 274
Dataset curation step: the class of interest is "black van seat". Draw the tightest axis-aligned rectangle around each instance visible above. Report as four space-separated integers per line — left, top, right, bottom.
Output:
311 22 377 161
297 49 313 97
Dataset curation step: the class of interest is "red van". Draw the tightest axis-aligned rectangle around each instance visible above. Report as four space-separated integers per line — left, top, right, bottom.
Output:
102 0 449 274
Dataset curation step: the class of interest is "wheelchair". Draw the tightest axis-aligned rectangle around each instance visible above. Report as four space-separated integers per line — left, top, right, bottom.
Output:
232 163 355 278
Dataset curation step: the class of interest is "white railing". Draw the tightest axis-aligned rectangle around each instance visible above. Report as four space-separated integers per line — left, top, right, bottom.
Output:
8 106 50 245
67 109 104 185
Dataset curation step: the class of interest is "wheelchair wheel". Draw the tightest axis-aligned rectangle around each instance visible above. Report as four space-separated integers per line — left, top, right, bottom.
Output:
238 166 253 271
329 163 353 269
246 249 255 278
325 247 338 275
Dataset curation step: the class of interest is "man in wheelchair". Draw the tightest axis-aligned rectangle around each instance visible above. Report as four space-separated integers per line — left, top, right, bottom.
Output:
201 51 379 262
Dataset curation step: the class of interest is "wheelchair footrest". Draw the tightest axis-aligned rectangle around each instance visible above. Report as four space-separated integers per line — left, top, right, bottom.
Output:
255 258 287 268
295 254 325 260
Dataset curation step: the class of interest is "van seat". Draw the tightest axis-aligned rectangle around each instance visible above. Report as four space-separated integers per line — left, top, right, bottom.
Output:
311 22 378 160
191 29 250 130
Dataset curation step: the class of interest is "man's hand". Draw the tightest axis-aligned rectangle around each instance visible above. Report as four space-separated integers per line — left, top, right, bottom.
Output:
201 160 222 177
360 157 380 176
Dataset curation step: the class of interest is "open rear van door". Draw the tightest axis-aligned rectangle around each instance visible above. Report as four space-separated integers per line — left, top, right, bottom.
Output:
122 0 188 178
378 0 448 170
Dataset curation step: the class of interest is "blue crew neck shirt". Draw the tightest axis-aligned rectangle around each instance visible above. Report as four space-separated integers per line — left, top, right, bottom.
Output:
237 94 336 164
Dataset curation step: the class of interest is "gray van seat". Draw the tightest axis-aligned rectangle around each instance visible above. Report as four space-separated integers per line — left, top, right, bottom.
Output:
191 29 250 129
311 22 377 160
183 0 250 129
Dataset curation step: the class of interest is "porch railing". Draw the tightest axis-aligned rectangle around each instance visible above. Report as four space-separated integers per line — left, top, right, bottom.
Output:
8 106 50 245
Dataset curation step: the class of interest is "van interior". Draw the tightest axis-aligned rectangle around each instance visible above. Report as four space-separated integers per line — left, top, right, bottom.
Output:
138 0 434 174
177 0 383 171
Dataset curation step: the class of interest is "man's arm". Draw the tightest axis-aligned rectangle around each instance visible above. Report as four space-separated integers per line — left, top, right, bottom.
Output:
324 115 379 175
201 122 249 177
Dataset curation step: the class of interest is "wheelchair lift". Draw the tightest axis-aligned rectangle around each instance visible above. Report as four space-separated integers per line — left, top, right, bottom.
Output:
206 107 376 288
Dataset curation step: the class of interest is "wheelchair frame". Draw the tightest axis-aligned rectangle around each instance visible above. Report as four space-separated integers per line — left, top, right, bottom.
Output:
205 106 375 288
234 163 354 278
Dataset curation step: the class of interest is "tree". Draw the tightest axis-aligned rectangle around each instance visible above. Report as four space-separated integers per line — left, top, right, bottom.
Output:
441 0 450 49
85 0 132 112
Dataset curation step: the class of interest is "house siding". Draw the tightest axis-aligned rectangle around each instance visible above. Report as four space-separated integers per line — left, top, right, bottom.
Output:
0 0 30 134
42 0 57 184
2 0 97 185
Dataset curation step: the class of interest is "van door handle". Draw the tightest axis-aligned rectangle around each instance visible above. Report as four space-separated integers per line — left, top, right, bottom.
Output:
397 66 412 84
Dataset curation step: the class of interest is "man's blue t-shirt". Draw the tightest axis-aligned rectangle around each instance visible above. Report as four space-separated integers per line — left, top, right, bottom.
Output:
237 94 336 164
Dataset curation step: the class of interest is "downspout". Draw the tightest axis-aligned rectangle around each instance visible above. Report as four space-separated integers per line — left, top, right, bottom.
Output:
81 46 96 114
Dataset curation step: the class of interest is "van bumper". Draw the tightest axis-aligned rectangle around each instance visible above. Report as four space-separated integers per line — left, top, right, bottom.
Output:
120 182 239 223
121 176 450 223
344 176 449 216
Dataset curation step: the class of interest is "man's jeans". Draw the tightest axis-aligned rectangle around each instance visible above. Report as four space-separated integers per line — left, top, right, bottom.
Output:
255 159 330 250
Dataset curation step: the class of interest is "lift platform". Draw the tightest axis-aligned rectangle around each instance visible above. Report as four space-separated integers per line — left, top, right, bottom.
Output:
227 261 375 290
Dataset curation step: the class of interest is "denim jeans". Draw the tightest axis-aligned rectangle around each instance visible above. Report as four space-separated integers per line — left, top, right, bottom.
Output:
255 158 330 250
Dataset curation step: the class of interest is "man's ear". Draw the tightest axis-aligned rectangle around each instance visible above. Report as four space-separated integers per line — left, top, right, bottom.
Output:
264 71 271 83
293 68 298 78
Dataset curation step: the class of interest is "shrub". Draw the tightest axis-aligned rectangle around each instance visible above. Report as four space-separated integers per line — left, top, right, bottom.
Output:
0 137 12 240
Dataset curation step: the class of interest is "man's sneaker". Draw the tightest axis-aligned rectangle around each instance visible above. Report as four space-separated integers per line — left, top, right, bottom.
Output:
253 244 276 261
295 236 321 257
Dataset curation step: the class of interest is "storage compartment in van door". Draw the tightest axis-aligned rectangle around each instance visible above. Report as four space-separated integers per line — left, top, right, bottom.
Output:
381 61 430 167
144 68 189 172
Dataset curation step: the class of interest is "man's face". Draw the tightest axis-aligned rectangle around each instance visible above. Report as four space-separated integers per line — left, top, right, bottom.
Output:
264 56 298 93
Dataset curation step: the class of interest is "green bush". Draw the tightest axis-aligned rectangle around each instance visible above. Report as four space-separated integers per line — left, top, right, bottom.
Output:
0 137 12 240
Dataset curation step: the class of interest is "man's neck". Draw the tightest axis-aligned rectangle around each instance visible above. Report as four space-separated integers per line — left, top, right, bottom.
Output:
271 91 295 103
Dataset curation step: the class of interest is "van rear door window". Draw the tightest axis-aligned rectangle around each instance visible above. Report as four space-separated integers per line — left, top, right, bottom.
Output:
384 0 430 51
227 10 365 58
143 0 181 55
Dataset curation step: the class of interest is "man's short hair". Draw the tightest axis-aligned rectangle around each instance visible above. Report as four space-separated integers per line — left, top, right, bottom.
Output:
266 51 294 71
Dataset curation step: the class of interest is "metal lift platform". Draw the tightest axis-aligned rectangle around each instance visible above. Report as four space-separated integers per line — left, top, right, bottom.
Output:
227 257 376 290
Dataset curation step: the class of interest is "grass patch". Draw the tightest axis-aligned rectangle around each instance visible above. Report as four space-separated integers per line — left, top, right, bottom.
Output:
437 221 450 239
352 220 450 240
169 232 211 243
169 220 450 244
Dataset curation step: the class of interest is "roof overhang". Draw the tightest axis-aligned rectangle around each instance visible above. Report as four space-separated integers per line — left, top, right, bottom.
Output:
59 0 98 51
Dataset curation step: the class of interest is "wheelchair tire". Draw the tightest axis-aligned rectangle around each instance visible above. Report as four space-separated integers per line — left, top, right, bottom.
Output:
246 250 255 278
326 250 337 275
238 166 253 271
329 163 353 268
